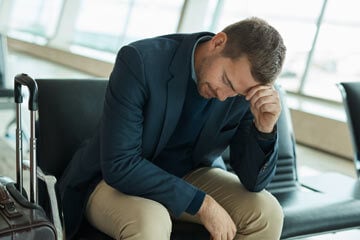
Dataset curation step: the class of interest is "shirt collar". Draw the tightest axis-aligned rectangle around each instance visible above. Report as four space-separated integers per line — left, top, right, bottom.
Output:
191 35 212 83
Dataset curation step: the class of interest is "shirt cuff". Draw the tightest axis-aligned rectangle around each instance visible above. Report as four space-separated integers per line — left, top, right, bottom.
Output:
185 189 206 215
253 123 277 154
254 123 277 141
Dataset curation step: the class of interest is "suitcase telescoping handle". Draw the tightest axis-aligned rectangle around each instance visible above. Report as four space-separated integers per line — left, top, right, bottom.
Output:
14 73 38 204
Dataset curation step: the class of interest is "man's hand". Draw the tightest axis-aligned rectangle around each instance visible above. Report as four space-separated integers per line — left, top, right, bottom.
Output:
245 85 281 133
197 195 236 240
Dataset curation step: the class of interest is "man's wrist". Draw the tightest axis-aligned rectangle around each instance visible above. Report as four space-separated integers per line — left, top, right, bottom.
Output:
196 194 211 217
253 120 276 133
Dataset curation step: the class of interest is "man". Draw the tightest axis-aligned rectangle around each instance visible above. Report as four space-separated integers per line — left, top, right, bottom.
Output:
58 17 286 240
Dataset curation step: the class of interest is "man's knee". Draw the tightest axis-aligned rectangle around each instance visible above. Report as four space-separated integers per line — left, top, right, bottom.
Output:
252 191 283 222
113 201 172 240
232 191 283 236
86 180 172 240
133 202 173 237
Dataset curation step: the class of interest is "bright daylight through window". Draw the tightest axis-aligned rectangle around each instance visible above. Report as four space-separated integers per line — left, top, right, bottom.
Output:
2 0 359 103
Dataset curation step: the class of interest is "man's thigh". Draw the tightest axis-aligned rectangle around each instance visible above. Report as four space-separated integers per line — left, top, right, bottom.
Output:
85 180 172 240
179 167 283 235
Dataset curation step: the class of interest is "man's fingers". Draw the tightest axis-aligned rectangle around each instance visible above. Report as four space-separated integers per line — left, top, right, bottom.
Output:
249 88 278 105
228 226 236 240
245 84 273 101
198 195 236 240
252 95 278 110
260 103 281 114
248 86 281 133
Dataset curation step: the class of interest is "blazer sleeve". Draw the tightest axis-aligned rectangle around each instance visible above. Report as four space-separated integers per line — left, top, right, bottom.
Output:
100 45 199 217
229 108 279 192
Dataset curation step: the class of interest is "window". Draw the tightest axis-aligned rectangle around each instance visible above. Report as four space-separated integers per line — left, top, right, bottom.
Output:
123 0 184 43
7 0 63 43
210 0 360 103
72 0 130 53
72 0 184 53
212 0 324 93
303 0 360 101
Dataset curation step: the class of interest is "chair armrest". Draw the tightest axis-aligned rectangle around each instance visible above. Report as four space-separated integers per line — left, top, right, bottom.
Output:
23 160 65 240
37 167 65 240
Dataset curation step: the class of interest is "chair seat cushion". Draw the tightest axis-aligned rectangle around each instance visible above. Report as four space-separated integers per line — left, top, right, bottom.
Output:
275 188 360 239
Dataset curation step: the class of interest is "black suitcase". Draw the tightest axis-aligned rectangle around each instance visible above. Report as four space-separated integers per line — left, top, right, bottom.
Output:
0 74 57 239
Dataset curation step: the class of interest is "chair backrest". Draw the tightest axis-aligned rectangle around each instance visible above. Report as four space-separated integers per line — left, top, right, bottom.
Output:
266 85 298 192
36 79 108 179
338 82 360 178
36 79 298 192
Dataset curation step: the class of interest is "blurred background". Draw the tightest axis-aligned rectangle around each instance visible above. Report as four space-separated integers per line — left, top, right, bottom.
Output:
0 1 359 238
1 0 359 160
1 0 359 101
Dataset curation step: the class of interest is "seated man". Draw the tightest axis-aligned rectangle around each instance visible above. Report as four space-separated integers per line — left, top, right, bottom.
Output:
58 17 286 240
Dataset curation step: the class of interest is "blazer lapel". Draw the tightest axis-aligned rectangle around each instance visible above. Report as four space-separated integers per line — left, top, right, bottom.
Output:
193 98 235 165
153 32 216 159
153 37 193 158
153 75 188 159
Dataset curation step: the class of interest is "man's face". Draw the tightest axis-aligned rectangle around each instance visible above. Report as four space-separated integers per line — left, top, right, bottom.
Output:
196 54 259 101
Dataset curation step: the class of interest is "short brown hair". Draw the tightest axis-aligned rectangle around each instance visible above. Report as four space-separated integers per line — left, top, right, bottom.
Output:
221 17 286 84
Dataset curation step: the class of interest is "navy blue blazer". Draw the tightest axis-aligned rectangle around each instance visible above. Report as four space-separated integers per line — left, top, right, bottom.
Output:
58 32 279 238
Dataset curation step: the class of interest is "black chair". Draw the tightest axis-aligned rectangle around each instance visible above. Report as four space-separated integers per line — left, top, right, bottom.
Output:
34 78 360 240
338 82 360 179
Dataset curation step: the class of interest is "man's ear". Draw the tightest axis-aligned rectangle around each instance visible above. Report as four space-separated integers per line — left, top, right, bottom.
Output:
211 32 227 49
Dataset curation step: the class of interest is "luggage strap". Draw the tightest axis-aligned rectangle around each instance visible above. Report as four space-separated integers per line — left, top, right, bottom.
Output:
0 183 22 218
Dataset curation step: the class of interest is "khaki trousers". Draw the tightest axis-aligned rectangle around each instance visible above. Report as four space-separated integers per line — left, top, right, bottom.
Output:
85 167 283 240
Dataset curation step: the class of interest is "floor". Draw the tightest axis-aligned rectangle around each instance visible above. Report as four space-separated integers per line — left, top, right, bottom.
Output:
1 51 359 239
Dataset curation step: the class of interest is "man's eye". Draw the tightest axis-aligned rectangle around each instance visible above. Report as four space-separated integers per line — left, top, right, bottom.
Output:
226 80 234 90
222 76 230 87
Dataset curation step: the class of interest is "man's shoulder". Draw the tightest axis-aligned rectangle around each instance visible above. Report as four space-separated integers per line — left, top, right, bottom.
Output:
128 32 214 49
156 32 214 41
115 32 215 70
